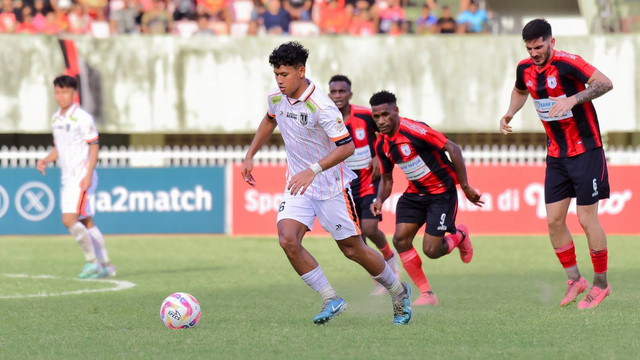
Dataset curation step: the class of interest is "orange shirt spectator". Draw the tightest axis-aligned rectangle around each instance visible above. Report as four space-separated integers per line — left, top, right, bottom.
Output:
196 0 232 32
347 9 374 35
0 0 17 32
15 6 38 33
42 11 61 34
319 0 348 34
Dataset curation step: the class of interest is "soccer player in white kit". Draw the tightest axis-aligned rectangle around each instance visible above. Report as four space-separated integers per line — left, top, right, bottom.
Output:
37 75 115 279
242 42 412 325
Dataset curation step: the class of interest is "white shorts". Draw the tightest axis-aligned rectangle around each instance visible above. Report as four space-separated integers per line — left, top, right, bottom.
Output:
276 188 361 240
60 170 97 219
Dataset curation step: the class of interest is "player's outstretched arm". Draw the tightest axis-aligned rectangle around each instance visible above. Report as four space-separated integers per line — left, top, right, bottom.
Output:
500 87 529 135
288 140 355 196
36 147 58 175
444 140 484 207
242 113 278 187
371 172 393 216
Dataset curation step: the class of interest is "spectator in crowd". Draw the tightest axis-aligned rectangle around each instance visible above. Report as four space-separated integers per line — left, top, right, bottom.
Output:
347 1 375 36
15 5 37 33
110 0 140 34
42 8 60 33
173 0 195 20
262 0 290 34
68 2 92 34
248 0 266 34
378 0 406 34
53 0 72 33
78 0 107 21
196 0 232 33
416 3 435 34
192 12 214 34
434 4 459 34
141 0 173 33
283 0 311 21
318 0 347 34
32 0 50 32
457 0 486 33
345 0 377 29
0 0 18 32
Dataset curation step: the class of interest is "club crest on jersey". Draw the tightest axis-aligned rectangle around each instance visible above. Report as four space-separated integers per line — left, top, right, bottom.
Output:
547 76 557 89
355 128 365 140
400 144 411 156
299 113 308 126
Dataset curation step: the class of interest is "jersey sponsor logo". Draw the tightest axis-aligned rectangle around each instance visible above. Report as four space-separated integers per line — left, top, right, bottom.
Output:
299 113 308 126
526 80 534 87
305 100 317 113
398 156 430 181
95 185 212 213
286 112 297 120
400 144 411 156
271 95 282 105
546 76 557 89
345 145 372 170
533 96 573 122
355 128 365 140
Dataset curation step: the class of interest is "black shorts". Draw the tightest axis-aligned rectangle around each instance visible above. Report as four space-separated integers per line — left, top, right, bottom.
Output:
395 188 458 237
353 194 382 221
545 147 610 205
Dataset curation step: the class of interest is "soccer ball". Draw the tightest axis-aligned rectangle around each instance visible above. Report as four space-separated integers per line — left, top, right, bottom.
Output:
160 292 201 329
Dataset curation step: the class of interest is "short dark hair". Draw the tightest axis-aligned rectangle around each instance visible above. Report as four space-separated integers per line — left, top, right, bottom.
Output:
269 41 309 68
369 91 397 107
53 75 78 90
522 18 552 42
329 74 351 87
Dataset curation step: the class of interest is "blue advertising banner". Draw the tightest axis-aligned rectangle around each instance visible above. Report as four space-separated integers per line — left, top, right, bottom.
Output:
0 167 226 234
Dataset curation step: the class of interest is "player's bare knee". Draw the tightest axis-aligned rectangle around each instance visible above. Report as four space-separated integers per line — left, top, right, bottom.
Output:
423 246 442 259
278 235 300 255
392 237 411 252
61 215 77 229
546 214 565 231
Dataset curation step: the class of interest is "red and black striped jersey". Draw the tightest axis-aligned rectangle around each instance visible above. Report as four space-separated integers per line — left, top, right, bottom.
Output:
344 104 379 198
375 117 458 195
515 50 602 158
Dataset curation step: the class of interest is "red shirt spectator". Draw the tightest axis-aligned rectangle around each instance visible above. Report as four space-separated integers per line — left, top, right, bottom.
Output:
0 0 18 32
319 0 348 34
42 11 61 34
15 6 38 33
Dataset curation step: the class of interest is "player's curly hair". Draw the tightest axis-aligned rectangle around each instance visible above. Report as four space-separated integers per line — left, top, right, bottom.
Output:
269 41 309 68
329 74 351 87
369 91 397 107
522 19 552 42
53 75 78 90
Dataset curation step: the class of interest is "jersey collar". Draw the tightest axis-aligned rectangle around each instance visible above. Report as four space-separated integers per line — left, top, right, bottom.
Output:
54 103 78 119
288 79 315 104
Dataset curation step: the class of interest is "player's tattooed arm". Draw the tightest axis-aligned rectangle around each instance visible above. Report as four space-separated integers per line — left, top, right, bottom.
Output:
575 70 613 104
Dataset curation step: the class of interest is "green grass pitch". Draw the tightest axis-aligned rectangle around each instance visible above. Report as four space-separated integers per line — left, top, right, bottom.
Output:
0 234 638 359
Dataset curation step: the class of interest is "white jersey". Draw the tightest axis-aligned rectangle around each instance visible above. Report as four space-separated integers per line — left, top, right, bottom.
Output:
267 79 357 200
51 104 99 181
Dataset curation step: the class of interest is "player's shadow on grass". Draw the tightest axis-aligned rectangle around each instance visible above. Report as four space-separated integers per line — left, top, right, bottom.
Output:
123 266 222 277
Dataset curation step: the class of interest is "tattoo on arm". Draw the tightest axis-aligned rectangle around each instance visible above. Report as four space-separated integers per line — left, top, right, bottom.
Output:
575 81 611 104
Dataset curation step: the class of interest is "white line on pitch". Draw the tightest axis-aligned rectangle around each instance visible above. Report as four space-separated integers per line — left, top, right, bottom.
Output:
0 273 136 299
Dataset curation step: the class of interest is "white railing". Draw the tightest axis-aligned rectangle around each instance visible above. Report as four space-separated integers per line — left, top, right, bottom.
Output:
2 144 640 168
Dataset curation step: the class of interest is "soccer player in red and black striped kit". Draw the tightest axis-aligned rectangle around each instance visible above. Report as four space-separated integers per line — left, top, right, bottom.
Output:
500 19 613 309
328 75 401 296
369 91 484 306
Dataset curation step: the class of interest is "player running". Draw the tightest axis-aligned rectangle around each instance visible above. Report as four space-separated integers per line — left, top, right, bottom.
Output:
328 74 401 296
369 91 483 306
37 75 115 279
242 42 411 325
500 19 613 309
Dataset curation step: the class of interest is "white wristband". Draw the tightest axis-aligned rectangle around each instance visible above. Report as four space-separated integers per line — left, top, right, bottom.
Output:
310 162 323 175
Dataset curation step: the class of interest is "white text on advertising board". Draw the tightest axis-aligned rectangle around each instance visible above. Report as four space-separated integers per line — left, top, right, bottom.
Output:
96 185 212 212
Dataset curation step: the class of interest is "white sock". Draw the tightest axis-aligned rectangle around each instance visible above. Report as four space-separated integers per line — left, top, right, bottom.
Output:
69 222 97 263
88 226 111 266
385 253 400 275
373 263 404 299
301 266 338 301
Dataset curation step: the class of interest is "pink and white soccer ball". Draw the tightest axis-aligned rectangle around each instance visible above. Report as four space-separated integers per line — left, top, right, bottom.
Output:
160 292 201 329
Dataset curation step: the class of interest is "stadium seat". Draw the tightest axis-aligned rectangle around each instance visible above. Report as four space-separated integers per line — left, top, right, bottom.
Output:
91 21 110 38
289 21 319 36
232 0 254 23
175 20 198 37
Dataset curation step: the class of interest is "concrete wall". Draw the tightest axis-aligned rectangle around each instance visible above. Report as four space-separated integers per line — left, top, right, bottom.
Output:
0 35 638 135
